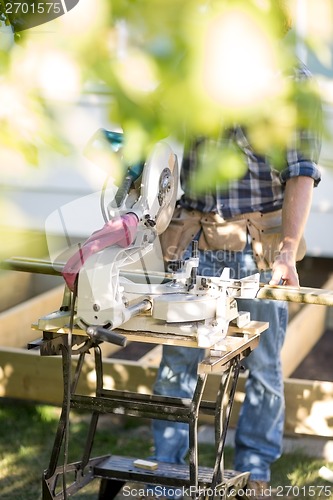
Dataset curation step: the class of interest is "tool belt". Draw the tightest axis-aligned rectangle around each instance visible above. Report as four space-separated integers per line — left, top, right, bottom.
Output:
159 206 306 271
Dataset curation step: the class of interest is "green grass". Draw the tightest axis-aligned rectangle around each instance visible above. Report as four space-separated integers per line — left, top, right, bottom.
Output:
0 399 333 499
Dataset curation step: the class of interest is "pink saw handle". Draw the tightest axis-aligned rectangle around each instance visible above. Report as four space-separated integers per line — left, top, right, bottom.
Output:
62 213 139 291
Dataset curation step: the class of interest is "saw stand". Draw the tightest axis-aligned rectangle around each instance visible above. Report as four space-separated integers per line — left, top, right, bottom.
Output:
32 313 267 500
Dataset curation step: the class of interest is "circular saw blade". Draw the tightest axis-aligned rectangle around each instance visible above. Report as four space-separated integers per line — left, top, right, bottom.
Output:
140 141 179 234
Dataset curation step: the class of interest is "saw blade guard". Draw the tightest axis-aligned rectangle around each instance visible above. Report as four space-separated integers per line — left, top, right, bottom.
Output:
133 140 179 235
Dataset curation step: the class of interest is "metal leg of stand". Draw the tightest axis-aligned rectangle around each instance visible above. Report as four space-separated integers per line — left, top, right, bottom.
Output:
98 478 127 499
92 345 129 500
188 373 208 499
80 345 103 469
211 357 241 490
212 368 232 487
44 338 80 480
43 339 107 499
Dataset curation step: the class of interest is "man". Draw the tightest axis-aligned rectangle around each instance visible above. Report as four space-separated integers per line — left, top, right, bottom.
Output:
152 59 322 499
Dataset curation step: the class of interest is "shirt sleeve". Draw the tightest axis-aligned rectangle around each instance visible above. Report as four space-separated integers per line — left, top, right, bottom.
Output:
280 127 321 186
279 63 322 187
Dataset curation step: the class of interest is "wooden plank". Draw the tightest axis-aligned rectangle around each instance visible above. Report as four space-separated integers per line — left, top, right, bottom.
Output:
258 275 333 306
281 303 327 377
138 344 162 365
0 284 122 357
281 273 333 377
0 285 64 347
283 378 333 437
0 347 157 404
0 347 64 403
203 374 333 438
0 346 332 438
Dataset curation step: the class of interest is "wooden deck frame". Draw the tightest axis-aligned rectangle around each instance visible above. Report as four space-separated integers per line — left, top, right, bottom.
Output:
0 279 333 438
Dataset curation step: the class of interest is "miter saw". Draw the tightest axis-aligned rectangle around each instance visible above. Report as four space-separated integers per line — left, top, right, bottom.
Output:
3 130 333 500
38 128 259 350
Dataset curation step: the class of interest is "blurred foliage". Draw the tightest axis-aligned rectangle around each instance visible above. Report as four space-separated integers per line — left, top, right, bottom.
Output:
0 0 331 186
189 138 247 192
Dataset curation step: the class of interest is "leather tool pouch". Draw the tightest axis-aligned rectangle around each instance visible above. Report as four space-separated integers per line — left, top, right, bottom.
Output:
159 207 202 262
198 212 247 251
159 208 248 261
246 210 306 270
160 207 306 271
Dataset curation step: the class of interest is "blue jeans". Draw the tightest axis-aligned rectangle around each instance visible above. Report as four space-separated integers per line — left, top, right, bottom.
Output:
152 241 288 483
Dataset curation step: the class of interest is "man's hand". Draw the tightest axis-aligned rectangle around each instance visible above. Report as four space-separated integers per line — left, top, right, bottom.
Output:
269 176 315 288
269 252 299 287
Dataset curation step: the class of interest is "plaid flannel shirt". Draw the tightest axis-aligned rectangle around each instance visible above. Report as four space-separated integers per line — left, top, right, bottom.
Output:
179 61 322 219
